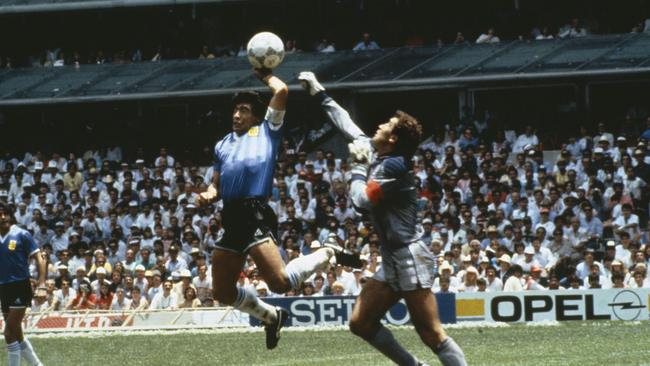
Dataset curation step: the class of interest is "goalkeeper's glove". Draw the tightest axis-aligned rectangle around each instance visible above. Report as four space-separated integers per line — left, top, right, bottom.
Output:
348 139 371 164
297 71 325 96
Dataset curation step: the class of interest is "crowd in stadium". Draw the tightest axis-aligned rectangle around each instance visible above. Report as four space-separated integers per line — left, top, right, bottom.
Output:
2 110 650 313
3 14 650 69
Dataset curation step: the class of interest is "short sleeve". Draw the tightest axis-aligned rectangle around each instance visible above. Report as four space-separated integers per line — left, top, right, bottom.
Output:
23 231 39 256
265 106 285 131
213 143 222 172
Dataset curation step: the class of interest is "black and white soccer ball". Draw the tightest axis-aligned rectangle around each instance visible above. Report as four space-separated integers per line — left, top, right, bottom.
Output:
247 32 285 69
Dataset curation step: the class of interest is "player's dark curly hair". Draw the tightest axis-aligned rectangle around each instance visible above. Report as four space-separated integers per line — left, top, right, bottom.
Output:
0 201 12 215
232 91 266 120
391 110 422 159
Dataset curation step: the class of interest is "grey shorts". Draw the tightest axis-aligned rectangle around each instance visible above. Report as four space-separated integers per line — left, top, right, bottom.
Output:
372 241 435 292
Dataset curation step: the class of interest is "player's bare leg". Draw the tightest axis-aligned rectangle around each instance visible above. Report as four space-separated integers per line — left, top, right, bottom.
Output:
402 289 467 366
211 249 247 305
349 279 422 366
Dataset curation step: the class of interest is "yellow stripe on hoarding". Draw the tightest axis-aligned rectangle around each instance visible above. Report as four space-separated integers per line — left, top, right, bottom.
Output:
456 299 485 317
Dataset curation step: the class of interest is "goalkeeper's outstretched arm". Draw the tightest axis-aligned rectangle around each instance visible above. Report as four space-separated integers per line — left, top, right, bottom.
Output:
298 71 368 142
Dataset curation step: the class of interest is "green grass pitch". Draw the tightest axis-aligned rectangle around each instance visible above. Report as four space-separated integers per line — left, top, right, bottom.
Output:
10 321 650 366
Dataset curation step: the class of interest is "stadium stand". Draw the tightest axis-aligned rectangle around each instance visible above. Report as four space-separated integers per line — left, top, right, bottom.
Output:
0 0 649 340
1 33 650 105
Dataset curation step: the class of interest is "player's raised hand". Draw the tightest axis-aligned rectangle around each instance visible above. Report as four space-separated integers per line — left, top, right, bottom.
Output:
253 67 273 83
298 71 325 96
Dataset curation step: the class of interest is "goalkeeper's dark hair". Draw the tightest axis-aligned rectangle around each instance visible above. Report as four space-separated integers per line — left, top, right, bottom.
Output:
232 91 266 120
391 110 422 159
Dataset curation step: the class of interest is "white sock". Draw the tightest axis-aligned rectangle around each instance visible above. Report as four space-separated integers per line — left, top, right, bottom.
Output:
7 341 21 366
285 248 334 288
21 338 43 366
233 287 277 324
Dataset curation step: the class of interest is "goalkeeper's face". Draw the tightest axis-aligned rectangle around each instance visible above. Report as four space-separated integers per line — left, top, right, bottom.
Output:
232 103 259 135
372 117 399 154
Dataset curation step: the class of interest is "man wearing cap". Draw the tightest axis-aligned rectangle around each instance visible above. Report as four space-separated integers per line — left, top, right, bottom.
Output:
591 122 613 145
120 201 140 235
134 265 149 294
42 161 62 191
299 71 467 365
91 267 109 297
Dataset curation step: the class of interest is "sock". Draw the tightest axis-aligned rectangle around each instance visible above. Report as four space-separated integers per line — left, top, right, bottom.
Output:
285 248 334 289
21 338 43 366
7 341 21 366
434 337 468 366
368 326 419 366
233 287 277 324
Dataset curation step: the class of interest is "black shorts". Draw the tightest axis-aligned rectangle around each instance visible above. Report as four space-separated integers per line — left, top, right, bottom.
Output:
216 197 278 255
0 280 33 314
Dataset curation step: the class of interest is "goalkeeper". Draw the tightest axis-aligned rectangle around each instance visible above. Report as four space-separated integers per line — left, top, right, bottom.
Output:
298 72 467 366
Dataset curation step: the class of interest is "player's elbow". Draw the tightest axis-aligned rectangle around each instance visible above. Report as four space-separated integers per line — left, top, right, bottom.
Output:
273 83 289 97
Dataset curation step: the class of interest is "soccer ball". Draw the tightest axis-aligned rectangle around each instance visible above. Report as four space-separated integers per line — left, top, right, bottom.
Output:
247 32 285 69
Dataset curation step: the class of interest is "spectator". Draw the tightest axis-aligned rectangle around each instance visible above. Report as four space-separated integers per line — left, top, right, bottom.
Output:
535 26 554 40
198 46 215 59
149 280 178 310
130 287 149 310
111 287 132 311
53 278 76 310
352 32 380 51
315 38 335 53
453 32 466 44
68 281 96 310
559 18 587 38
476 28 500 44
179 286 201 308
503 264 524 291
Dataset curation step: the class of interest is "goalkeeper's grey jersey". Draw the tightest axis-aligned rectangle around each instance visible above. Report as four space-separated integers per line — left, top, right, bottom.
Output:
319 92 420 249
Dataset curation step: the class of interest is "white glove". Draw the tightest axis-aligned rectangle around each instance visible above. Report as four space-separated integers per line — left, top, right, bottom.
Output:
349 161 369 178
298 71 325 96
348 139 371 163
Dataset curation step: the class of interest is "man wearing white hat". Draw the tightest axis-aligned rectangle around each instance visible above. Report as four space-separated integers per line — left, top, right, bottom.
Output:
91 267 109 297
496 254 511 282
520 246 540 273
432 261 460 293
42 160 63 191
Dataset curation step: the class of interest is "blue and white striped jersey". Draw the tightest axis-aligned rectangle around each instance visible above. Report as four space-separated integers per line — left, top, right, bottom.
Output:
0 225 39 285
214 108 284 203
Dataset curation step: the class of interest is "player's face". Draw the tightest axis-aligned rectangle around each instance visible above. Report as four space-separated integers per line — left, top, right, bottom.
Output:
232 103 259 135
371 117 399 154
0 209 11 230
